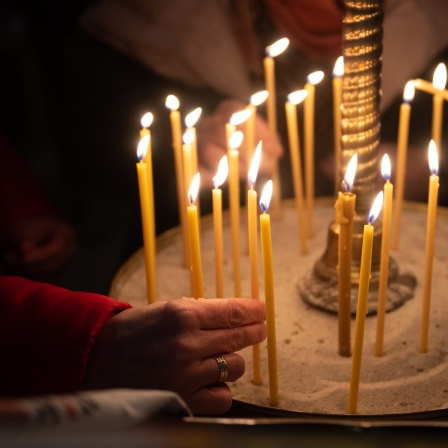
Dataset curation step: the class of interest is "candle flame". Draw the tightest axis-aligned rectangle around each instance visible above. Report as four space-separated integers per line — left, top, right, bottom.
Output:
183 129 195 145
213 155 228 188
266 37 289 57
381 153 391 181
428 139 439 175
432 63 447 91
343 153 357 192
188 172 200 205
333 56 344 77
140 112 153 128
307 71 325 85
185 107 202 128
368 191 383 224
287 89 308 105
250 90 269 106
230 109 251 125
165 95 180 111
137 134 150 161
229 130 244 150
403 81 415 103
248 141 262 188
259 180 273 212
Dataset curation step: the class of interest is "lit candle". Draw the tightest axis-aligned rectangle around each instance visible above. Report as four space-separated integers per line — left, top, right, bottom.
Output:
333 56 344 195
136 134 156 304
185 107 202 179
348 191 383 414
228 130 244 297
248 141 262 385
259 180 279 406
264 37 289 219
182 130 195 267
246 90 268 173
431 63 447 151
304 70 325 238
165 95 188 267
375 154 393 357
392 81 414 250
140 112 152 139
226 110 251 152
420 140 440 353
212 155 228 298
335 153 357 357
285 89 308 255
187 172 204 299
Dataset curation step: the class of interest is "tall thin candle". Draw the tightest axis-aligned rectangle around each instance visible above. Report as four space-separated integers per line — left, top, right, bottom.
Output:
136 134 156 304
431 63 447 151
248 142 262 385
348 192 383 414
421 140 440 353
165 95 188 267
332 56 344 195
212 156 228 298
259 180 279 406
285 89 308 255
335 153 357 357
187 173 204 299
392 81 414 250
228 130 244 297
304 71 324 237
264 38 289 219
375 154 393 357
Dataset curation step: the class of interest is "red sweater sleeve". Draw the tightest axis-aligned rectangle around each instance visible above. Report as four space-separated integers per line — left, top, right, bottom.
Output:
0 276 132 397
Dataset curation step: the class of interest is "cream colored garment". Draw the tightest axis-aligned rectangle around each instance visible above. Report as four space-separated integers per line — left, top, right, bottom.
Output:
81 0 253 101
81 0 448 109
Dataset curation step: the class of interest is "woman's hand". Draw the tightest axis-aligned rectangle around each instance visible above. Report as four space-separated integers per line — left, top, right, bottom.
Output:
84 297 266 415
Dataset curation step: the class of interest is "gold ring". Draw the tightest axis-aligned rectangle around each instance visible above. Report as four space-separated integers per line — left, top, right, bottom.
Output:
213 356 229 383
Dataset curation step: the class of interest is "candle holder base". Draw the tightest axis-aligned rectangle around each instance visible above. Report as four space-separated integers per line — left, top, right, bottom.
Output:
298 255 416 315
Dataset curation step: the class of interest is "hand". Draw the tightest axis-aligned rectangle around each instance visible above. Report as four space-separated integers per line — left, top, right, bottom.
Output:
197 99 283 186
84 297 266 415
1 216 77 279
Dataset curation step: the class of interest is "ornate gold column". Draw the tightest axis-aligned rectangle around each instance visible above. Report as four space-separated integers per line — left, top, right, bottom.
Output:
299 0 416 314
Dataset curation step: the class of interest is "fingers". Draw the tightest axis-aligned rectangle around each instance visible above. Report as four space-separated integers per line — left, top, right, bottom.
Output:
194 297 266 330
195 322 266 358
186 384 232 415
199 352 245 385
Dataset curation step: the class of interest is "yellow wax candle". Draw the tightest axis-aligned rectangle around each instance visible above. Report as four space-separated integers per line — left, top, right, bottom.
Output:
348 192 383 414
136 135 156 304
285 90 308 255
182 130 195 269
421 140 440 353
246 90 268 174
335 153 357 357
185 107 202 177
228 130 244 297
248 142 263 385
304 71 324 238
392 81 414 250
431 63 447 150
375 154 393 357
259 180 279 406
140 112 152 139
212 156 228 298
264 38 289 220
332 56 344 195
187 173 204 299
165 95 188 267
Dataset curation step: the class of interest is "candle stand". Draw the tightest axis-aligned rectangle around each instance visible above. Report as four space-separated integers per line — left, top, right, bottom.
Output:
299 0 416 314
